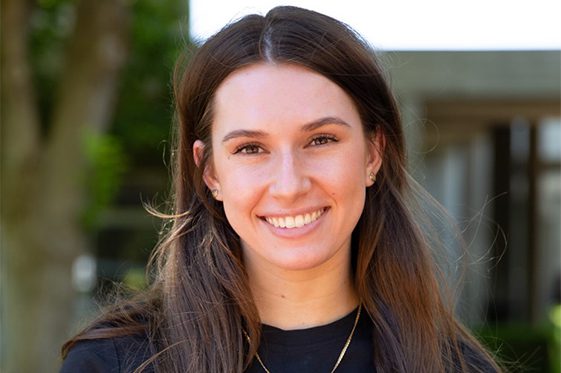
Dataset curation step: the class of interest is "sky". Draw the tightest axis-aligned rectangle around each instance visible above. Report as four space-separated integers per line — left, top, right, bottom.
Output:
190 0 561 50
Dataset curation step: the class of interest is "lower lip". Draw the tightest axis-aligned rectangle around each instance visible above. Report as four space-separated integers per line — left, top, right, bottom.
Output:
260 209 328 239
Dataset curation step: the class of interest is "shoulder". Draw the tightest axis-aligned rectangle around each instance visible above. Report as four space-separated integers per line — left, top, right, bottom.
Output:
60 333 154 373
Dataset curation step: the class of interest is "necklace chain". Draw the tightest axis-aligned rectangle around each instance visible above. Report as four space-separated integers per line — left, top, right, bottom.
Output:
246 304 362 373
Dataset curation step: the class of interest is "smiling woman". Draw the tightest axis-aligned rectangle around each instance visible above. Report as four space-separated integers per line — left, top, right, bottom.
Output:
60 6 501 373
197 63 379 277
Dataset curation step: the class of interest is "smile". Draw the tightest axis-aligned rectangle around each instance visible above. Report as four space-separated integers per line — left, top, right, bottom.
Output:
263 208 327 229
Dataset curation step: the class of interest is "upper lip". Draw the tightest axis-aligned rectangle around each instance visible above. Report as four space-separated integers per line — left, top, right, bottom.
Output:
258 207 328 218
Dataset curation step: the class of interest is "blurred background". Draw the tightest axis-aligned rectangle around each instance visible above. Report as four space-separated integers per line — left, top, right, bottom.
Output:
1 0 559 372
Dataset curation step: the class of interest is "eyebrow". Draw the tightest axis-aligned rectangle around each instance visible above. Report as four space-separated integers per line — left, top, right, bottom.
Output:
221 116 351 143
301 116 351 132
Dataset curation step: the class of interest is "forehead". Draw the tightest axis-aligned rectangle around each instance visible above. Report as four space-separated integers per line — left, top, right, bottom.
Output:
212 63 360 134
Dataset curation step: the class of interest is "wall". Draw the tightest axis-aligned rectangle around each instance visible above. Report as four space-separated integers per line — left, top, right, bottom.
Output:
385 51 560 325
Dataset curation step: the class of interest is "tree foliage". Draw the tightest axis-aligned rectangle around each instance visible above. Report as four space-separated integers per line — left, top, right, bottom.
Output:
113 0 187 165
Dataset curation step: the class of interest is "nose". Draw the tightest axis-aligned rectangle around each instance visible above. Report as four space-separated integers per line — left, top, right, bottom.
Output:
269 150 312 201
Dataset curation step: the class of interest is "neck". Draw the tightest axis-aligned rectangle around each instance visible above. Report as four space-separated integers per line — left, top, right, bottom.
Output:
245 252 358 330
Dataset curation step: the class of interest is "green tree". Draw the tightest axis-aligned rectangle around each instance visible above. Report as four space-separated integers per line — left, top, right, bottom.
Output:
1 0 185 371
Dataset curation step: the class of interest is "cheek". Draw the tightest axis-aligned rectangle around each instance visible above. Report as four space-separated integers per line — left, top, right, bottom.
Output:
320 147 368 188
322 149 368 211
218 166 266 217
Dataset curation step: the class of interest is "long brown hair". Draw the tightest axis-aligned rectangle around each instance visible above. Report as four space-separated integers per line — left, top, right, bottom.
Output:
63 6 501 372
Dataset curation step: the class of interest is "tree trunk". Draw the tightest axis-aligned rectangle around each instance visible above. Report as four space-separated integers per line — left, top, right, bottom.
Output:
1 0 130 371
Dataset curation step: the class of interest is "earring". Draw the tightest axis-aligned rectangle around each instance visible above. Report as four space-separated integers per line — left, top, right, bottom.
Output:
369 172 376 184
211 189 219 198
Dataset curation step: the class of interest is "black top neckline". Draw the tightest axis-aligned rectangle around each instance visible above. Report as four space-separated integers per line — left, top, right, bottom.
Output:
260 307 360 348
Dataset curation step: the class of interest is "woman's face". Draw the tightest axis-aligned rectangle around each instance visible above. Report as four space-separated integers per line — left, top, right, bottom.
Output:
197 63 381 273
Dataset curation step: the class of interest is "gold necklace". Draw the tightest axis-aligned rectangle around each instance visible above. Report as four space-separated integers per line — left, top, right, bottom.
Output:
246 304 362 373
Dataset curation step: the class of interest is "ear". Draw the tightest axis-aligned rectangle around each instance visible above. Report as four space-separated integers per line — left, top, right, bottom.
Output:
365 130 384 187
193 140 222 200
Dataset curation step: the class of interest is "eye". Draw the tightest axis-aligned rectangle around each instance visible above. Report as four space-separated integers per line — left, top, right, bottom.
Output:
234 143 264 155
309 134 338 147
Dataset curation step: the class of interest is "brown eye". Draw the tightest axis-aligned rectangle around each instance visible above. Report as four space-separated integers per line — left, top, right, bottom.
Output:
235 144 263 154
310 135 337 146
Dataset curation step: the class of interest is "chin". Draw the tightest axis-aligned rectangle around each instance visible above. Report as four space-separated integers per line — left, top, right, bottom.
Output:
265 249 340 272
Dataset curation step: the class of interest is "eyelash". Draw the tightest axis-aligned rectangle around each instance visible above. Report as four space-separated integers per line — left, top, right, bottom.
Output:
233 134 338 155
233 143 263 154
309 134 338 147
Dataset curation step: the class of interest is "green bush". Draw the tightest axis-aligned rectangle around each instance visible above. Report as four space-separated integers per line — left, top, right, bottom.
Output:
476 315 560 372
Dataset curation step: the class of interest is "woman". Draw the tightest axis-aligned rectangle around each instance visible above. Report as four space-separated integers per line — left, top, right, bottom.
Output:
61 6 501 372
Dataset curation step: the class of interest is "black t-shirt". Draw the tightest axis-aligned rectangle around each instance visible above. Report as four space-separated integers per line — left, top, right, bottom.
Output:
246 307 373 372
60 308 374 372
60 332 155 373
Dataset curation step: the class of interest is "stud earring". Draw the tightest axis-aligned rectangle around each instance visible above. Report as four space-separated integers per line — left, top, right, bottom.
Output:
211 189 219 198
369 172 376 184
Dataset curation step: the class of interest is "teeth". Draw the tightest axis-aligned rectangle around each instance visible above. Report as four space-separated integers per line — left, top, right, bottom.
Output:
264 208 325 229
